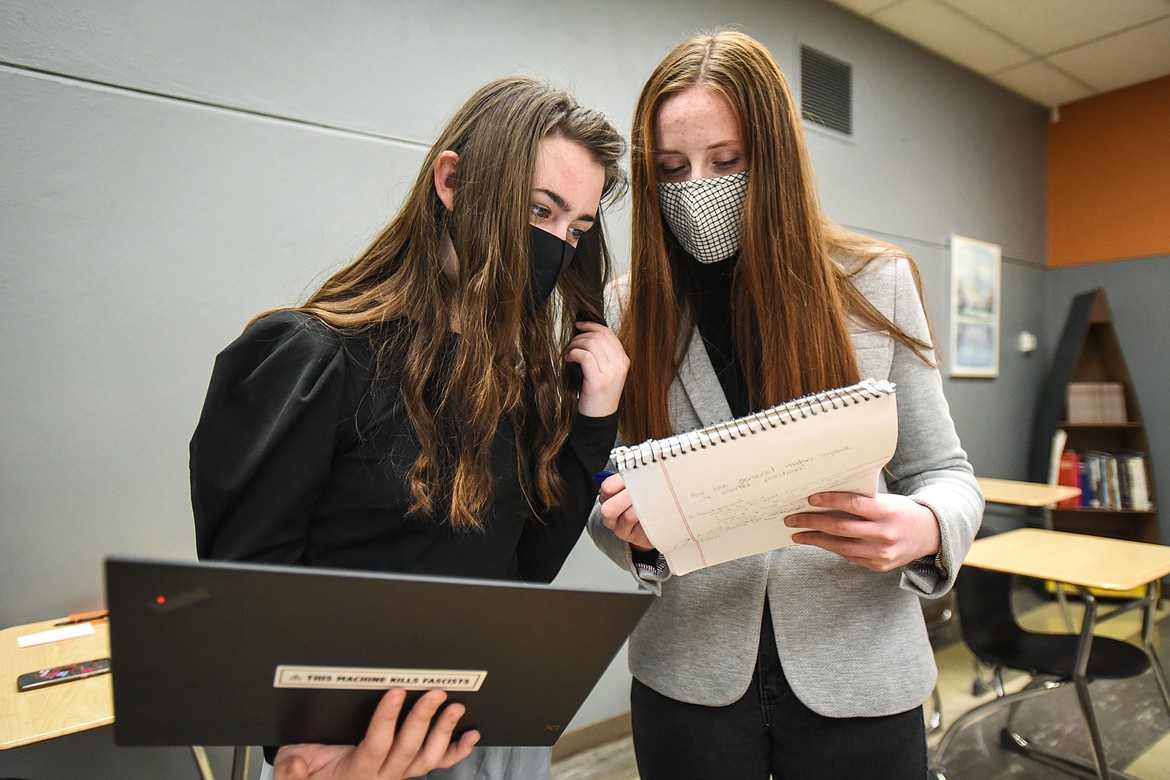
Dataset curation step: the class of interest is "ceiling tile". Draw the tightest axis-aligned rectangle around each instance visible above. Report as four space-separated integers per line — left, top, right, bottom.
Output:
873 0 1032 74
937 0 1170 56
819 0 1170 107
1046 17 1170 92
823 0 904 15
993 60 1096 106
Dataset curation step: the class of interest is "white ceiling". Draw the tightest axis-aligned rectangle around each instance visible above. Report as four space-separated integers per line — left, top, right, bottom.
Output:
823 0 1170 107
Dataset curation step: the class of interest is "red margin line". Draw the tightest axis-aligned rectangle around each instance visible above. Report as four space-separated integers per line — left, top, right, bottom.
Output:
657 458 706 568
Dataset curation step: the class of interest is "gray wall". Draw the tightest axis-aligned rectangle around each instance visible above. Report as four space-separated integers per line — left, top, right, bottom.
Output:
7 0 1156 776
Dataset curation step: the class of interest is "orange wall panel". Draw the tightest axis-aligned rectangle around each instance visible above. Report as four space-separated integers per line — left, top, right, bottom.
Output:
1047 75 1170 267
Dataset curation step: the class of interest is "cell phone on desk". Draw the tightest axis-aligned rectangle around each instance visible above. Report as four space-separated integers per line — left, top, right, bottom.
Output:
16 657 111 691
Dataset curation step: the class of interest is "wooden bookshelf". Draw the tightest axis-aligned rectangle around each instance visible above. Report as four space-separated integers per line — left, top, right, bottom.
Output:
1027 288 1158 543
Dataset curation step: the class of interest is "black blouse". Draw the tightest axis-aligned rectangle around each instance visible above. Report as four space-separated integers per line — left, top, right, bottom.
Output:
190 310 616 584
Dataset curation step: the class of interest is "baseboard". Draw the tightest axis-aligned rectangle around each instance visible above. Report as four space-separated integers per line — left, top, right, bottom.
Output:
551 711 632 762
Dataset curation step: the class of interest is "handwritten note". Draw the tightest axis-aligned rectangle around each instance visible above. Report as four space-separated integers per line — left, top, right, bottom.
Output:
614 380 897 575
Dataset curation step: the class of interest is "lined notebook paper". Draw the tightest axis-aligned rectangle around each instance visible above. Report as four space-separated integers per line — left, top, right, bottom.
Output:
611 378 898 575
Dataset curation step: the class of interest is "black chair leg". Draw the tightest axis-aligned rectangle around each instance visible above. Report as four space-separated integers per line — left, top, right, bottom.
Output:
970 658 997 696
998 726 1139 780
929 678 1065 779
1139 593 1170 716
997 676 1140 780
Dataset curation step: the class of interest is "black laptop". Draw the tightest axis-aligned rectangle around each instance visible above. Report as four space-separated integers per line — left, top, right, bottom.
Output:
104 557 651 747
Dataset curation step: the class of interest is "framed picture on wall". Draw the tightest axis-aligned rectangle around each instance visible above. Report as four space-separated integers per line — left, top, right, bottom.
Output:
949 234 1001 378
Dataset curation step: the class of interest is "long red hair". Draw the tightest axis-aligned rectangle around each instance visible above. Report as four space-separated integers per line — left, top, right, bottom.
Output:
620 30 932 443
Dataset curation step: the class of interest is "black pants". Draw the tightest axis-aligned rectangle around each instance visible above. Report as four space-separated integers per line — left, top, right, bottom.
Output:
630 609 927 779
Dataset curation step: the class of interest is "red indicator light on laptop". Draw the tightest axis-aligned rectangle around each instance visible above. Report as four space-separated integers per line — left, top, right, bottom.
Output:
146 587 210 614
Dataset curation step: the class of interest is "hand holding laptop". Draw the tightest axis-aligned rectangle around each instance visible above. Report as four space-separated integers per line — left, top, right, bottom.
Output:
274 688 480 780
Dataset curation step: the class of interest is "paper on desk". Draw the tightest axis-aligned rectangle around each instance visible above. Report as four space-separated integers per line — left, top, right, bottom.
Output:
17 622 96 648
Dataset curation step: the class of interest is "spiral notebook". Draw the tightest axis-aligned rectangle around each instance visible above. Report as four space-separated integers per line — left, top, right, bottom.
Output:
611 378 898 575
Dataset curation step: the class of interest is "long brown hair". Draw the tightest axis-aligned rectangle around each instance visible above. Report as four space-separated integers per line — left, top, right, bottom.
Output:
620 30 932 443
268 76 626 530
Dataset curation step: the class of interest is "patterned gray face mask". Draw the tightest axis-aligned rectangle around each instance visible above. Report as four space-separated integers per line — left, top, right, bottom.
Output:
657 171 749 264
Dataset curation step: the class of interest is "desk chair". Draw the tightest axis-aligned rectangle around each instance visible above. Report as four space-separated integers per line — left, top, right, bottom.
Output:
930 565 1169 780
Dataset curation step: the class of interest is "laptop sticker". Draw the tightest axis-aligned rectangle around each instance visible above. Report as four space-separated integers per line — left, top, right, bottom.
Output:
274 665 487 691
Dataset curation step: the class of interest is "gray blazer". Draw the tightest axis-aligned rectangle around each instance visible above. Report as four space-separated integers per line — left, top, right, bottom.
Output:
588 253 984 717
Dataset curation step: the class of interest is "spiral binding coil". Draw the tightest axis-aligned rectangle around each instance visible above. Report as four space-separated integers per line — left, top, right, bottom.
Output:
611 378 895 470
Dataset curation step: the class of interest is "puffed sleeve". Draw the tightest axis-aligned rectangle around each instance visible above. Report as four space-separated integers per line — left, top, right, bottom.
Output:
586 275 660 583
190 311 350 564
516 411 619 582
879 257 985 595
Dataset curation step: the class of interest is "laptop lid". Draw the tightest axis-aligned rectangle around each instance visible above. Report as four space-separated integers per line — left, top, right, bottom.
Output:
104 557 651 747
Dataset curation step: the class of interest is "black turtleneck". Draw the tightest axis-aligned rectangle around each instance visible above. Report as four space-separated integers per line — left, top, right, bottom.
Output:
687 255 751 418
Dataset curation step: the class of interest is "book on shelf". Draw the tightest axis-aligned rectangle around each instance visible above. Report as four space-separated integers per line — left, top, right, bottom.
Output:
1062 449 1152 512
1056 449 1081 508
1065 381 1127 424
1077 454 1094 507
1120 452 1153 511
1102 454 1119 509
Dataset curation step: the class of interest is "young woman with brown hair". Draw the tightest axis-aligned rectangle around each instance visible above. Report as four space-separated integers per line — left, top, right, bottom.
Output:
590 31 983 778
191 75 629 780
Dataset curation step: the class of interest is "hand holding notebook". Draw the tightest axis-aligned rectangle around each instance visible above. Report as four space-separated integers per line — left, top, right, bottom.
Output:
610 379 898 575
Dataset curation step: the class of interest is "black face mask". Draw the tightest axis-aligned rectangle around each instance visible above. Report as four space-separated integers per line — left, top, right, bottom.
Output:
529 225 576 309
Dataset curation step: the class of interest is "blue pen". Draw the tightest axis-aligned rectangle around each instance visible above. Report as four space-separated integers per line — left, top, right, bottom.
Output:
592 469 616 484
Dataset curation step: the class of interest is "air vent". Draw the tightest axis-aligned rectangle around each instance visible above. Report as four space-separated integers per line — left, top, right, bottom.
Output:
801 45 852 136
